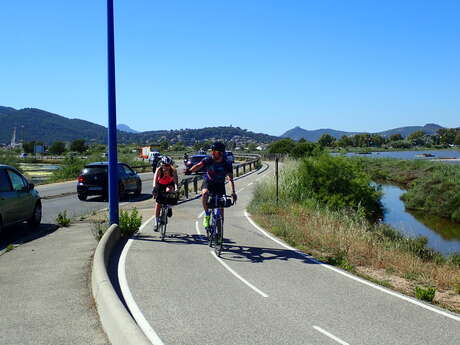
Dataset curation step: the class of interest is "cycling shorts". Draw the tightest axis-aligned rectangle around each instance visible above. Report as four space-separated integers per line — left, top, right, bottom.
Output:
202 179 226 196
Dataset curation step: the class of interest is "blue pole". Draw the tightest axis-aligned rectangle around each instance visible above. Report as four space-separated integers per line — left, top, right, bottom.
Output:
107 0 119 224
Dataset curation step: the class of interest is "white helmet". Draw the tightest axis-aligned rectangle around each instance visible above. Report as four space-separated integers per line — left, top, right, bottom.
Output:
161 156 173 165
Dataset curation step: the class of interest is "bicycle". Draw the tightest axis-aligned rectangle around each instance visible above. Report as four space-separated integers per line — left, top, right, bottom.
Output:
206 194 235 256
155 191 178 241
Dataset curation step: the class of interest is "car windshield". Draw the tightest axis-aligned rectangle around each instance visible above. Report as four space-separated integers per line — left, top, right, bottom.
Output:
82 166 107 175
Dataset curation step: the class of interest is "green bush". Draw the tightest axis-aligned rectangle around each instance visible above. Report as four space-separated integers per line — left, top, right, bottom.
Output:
281 155 383 222
56 210 71 227
119 208 142 237
51 155 85 181
415 286 436 302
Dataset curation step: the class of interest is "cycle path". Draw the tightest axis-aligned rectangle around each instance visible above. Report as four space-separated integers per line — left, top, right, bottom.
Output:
121 164 460 345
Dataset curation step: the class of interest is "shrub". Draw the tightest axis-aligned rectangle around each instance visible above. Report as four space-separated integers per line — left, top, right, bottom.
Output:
119 208 142 237
281 155 383 222
56 210 71 227
415 286 436 302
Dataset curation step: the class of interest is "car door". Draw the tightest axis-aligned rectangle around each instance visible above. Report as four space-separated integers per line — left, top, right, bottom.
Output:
0 168 16 226
6 169 34 223
122 164 137 192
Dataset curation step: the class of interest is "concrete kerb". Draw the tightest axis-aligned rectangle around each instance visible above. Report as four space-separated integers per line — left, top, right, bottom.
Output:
91 224 151 345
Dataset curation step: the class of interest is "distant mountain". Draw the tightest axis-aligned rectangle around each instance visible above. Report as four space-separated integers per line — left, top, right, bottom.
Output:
281 123 444 141
281 126 359 141
377 123 443 138
117 124 138 133
0 106 277 145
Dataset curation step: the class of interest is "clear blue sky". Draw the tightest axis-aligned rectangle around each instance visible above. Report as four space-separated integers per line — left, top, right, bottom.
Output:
1 1 459 136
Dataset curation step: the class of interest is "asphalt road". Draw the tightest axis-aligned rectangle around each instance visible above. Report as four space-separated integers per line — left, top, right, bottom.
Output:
118 163 460 345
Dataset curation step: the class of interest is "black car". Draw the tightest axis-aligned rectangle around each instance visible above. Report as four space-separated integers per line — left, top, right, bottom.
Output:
184 154 207 174
77 162 142 201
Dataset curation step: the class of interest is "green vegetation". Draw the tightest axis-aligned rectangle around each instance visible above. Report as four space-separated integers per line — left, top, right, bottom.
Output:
260 156 383 222
355 157 460 223
5 244 15 252
56 210 71 227
266 138 323 158
119 208 142 237
415 286 436 302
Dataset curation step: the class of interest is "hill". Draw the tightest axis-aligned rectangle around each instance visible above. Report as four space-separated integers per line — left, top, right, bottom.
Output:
281 124 444 141
0 106 277 145
117 124 139 133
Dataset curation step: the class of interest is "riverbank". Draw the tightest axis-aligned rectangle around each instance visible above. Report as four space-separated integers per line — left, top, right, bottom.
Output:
249 159 460 313
354 157 460 223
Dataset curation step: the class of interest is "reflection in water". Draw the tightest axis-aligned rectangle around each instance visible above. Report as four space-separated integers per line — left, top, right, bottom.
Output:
380 184 460 255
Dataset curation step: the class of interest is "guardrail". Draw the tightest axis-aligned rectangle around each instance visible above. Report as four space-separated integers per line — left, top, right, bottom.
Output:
179 154 262 199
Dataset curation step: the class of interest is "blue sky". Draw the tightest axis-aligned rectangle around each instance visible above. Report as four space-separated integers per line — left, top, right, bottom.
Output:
0 1 459 136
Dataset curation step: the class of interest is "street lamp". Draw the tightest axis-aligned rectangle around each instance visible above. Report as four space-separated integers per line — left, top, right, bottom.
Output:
107 0 119 224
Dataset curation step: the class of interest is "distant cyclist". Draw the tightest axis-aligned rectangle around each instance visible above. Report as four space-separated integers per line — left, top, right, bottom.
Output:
150 152 161 172
152 156 178 231
185 142 237 229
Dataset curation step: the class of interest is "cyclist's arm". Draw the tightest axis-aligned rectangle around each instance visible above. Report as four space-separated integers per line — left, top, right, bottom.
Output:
172 167 179 191
189 161 205 173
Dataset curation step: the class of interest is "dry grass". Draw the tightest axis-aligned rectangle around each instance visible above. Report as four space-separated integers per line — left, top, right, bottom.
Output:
249 201 460 312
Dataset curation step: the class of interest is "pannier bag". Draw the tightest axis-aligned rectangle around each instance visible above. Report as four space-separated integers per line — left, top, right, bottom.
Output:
156 191 179 205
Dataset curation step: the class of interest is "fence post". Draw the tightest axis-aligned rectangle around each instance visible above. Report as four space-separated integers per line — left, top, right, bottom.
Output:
243 164 246 175
184 180 189 199
236 166 239 177
193 177 198 194
275 157 279 205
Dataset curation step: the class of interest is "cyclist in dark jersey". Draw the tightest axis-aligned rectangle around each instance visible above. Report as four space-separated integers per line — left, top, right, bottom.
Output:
185 142 237 228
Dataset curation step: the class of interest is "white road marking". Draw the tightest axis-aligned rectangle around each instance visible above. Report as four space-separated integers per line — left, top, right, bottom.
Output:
313 326 350 345
210 251 269 298
244 210 460 322
118 215 165 345
195 220 201 235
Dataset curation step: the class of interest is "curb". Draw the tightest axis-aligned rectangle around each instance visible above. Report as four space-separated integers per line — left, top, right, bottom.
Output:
91 224 151 345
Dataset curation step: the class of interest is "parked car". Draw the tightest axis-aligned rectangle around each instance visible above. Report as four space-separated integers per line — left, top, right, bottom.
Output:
0 165 42 234
19 153 28 159
184 154 207 174
77 162 142 201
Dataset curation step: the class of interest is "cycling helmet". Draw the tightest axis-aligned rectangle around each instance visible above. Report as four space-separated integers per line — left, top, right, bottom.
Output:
211 141 225 152
161 155 173 165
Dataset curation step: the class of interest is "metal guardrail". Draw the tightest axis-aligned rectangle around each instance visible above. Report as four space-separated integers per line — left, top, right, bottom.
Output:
179 154 262 199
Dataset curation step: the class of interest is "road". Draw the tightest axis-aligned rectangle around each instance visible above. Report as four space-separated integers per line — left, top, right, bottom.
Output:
117 163 460 345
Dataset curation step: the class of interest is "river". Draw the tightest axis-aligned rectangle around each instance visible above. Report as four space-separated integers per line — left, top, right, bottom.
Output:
380 184 460 255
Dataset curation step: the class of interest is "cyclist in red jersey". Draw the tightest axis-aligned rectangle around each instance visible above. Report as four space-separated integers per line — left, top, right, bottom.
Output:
152 156 178 231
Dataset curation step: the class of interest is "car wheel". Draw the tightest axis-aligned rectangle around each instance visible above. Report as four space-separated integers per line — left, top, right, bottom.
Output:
78 193 87 201
134 181 142 196
27 202 42 228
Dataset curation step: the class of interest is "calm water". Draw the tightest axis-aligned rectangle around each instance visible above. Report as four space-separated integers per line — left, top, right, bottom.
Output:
338 150 460 164
380 184 460 255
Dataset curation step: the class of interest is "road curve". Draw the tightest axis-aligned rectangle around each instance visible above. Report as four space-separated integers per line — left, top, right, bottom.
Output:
118 164 459 345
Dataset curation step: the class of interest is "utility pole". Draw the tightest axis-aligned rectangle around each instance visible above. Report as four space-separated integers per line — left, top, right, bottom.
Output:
107 0 119 224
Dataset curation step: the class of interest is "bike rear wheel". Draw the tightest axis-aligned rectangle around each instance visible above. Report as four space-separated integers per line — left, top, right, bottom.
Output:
214 217 224 257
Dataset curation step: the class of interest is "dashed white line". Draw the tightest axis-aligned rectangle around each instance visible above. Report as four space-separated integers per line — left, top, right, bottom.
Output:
118 215 164 345
195 220 201 235
313 326 350 345
210 251 269 298
243 210 460 322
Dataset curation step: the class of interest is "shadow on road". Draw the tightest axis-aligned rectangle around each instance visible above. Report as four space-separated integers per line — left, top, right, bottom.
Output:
0 223 59 252
220 245 318 265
